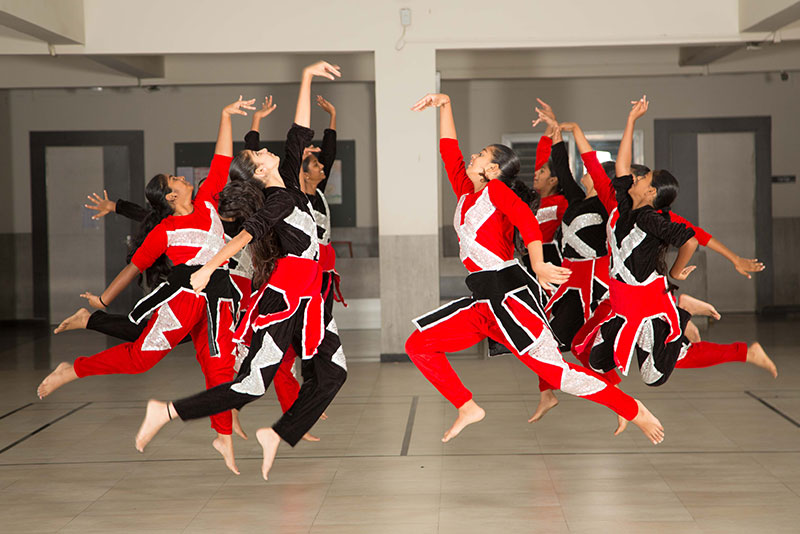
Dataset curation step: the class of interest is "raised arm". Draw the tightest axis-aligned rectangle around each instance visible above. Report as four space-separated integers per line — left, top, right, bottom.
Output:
216 96 255 157
244 96 277 151
536 107 583 205
295 62 341 128
617 96 648 179
411 93 456 139
316 96 338 192
563 121 617 212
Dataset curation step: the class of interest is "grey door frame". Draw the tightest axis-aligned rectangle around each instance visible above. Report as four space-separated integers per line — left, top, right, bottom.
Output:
654 117 773 312
30 131 145 321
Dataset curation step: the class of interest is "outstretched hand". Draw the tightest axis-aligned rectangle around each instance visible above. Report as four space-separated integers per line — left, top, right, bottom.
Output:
223 95 257 116
302 145 322 160
531 98 556 128
85 190 115 220
672 265 696 281
316 95 335 115
411 93 451 111
253 96 277 120
628 95 649 121
733 256 765 279
304 61 342 80
80 291 105 310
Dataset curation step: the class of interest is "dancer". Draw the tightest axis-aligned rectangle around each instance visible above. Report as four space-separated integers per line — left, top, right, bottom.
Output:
578 96 777 391
135 61 347 481
405 92 665 446
242 94 342 441
37 96 254 474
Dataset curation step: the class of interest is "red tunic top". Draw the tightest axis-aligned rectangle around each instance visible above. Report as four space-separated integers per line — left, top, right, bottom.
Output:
536 194 568 243
131 154 232 272
441 138 542 273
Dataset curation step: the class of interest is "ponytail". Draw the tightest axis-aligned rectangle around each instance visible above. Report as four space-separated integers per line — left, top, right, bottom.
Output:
488 143 540 213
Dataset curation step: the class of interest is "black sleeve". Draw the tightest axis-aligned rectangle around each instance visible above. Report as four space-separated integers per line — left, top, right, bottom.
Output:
637 208 696 248
115 199 149 222
278 123 315 194
551 141 583 205
317 128 337 193
244 130 260 151
612 174 634 215
241 189 294 242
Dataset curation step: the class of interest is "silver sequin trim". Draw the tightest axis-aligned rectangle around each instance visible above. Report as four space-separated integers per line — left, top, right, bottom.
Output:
231 333 283 396
227 237 254 281
637 320 663 384
454 188 505 270
285 206 320 260
525 330 606 397
536 205 558 224
607 212 658 285
167 201 226 266
233 342 248 372
315 191 332 246
141 304 182 352
562 213 604 259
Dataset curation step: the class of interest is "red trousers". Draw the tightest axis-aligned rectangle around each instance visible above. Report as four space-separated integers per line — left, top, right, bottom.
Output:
73 290 235 434
405 301 639 421
274 347 301 412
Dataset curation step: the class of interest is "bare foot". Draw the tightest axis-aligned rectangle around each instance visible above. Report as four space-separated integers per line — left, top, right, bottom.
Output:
135 400 172 452
629 399 664 445
255 428 281 481
746 342 778 378
319 412 328 421
528 390 559 423
678 294 721 320
301 433 320 442
232 409 248 440
54 308 90 334
37 362 78 399
442 399 485 442
685 320 701 344
212 433 240 475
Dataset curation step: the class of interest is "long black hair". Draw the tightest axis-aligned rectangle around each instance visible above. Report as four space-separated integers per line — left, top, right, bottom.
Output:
229 151 258 182
218 178 280 288
127 174 174 289
603 160 682 281
487 144 540 214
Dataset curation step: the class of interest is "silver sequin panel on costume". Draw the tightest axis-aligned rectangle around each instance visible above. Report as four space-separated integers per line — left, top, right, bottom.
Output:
607 209 659 286
141 303 182 352
536 205 559 224
285 206 320 260
325 318 347 371
562 213 604 259
167 201 226 266
525 330 606 397
315 191 332 246
454 187 505 270
637 319 664 384
231 334 284 396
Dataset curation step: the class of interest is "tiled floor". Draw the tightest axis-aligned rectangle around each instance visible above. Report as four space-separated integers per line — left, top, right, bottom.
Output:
1 315 798 533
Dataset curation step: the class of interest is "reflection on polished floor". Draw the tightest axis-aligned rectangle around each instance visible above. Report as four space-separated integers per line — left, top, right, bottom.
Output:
1 315 799 533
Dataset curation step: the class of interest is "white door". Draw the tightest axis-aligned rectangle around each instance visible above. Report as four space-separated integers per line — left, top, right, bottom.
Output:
697 132 757 312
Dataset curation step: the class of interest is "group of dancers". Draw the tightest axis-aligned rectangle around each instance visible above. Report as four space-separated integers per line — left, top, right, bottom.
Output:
36 60 778 479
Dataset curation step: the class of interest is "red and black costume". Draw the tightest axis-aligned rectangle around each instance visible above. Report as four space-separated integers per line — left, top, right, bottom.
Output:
575 169 745 385
72 154 238 436
172 124 347 447
405 137 642 423
242 126 347 414
532 136 568 266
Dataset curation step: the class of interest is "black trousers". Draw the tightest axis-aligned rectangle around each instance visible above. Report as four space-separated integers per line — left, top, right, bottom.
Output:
87 310 192 345
589 307 691 387
173 278 347 447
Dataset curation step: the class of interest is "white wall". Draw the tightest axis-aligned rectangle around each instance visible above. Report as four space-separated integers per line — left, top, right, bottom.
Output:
8 82 378 233
440 71 800 222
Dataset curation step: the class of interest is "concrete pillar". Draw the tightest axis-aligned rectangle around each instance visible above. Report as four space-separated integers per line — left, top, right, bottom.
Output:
373 45 440 360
